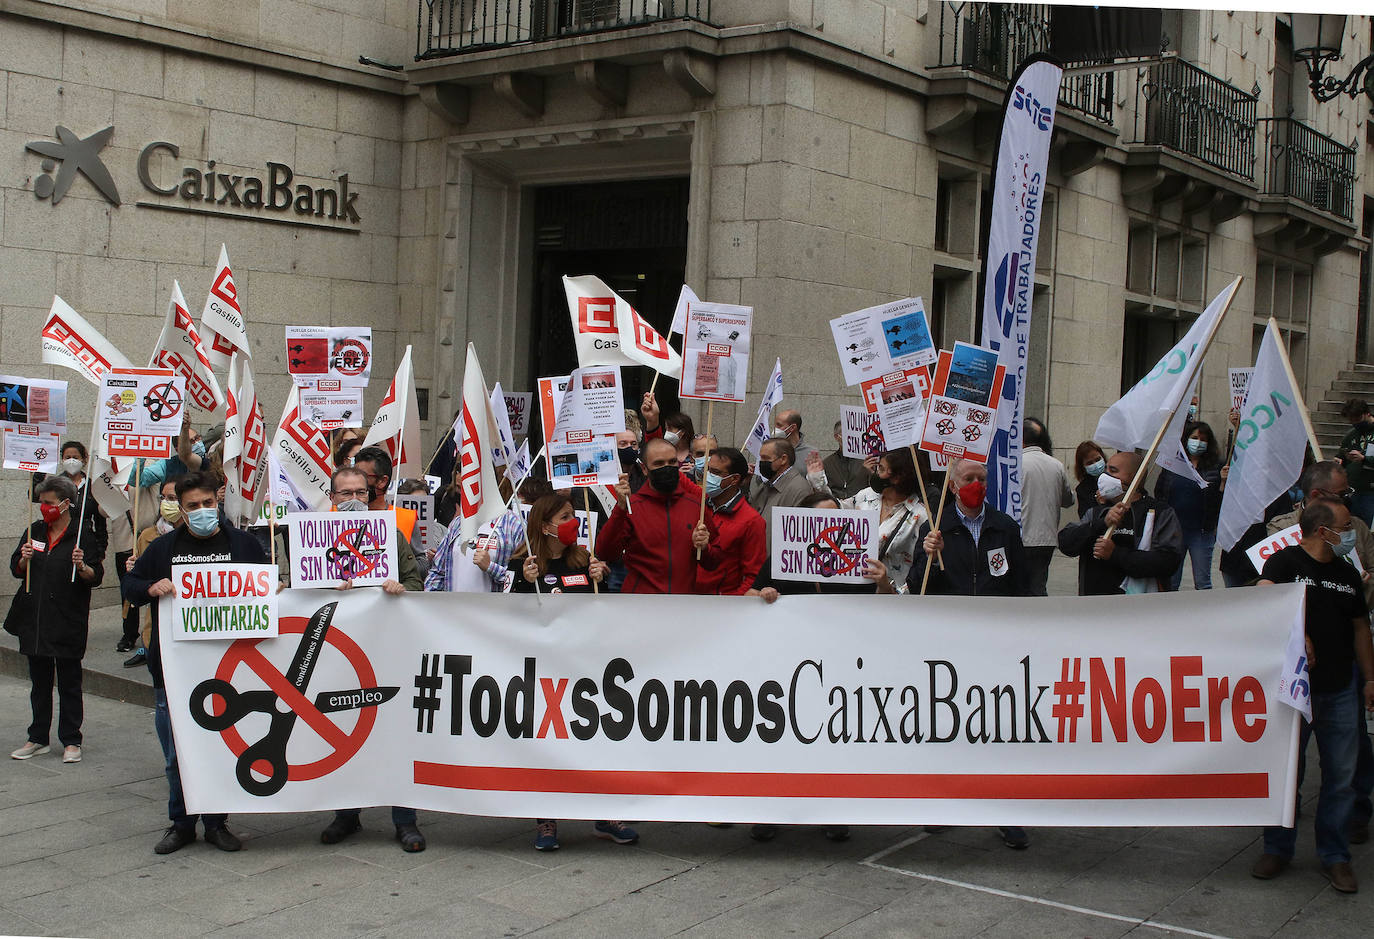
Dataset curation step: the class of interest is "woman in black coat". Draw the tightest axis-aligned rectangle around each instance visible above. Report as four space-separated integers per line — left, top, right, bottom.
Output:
5 476 104 763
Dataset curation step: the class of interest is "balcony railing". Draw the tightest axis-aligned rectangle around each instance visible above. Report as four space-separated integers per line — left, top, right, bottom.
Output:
417 0 712 59
1258 117 1357 221
934 2 1114 125
1131 58 1256 181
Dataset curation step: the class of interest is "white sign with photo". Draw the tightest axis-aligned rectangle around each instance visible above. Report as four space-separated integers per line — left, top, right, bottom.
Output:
681 302 752 403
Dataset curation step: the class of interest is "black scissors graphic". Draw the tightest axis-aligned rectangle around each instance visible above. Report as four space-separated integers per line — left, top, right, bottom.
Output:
324 524 382 579
188 602 398 797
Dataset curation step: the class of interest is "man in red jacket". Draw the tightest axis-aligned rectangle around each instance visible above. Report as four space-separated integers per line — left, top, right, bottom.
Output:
597 437 717 594
696 447 766 595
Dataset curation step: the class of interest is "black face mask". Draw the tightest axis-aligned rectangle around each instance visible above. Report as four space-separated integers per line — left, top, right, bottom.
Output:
618 446 640 470
647 465 680 494
869 473 889 492
757 460 776 481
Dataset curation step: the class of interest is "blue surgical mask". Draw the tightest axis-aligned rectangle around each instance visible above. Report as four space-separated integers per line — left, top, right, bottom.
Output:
1085 459 1106 477
1186 438 1207 456
693 456 707 480
192 440 207 458
704 471 723 498
1331 528 1358 558
1187 405 1199 421
186 507 220 537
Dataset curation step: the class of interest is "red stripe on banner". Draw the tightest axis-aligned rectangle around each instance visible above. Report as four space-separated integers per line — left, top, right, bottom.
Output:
412 765 1269 800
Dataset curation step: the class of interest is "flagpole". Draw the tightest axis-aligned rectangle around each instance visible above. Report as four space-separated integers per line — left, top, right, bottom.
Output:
131 461 142 552
583 487 600 594
907 444 943 571
25 497 34 593
71 479 91 584
1268 317 1323 460
1107 278 1240 538
919 482 950 596
696 401 714 560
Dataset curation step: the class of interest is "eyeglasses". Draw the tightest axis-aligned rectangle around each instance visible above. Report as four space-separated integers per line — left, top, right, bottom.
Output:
332 488 369 500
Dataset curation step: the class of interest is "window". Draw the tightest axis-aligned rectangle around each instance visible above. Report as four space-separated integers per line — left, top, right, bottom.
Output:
1120 221 1208 391
1254 253 1313 388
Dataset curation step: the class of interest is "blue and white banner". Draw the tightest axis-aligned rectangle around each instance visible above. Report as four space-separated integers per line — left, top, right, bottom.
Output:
979 56 1062 523
742 358 784 462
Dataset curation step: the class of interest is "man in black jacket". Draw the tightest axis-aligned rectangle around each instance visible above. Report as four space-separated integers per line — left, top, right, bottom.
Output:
1057 451 1183 596
125 472 267 856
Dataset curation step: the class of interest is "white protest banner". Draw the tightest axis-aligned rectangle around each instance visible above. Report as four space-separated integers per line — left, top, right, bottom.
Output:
771 506 878 583
548 436 619 491
100 368 183 459
299 386 365 430
455 344 505 544
288 511 399 588
286 326 372 388
489 382 518 468
875 376 928 449
223 354 268 528
503 391 533 437
979 57 1063 525
518 502 598 552
563 274 682 378
162 585 1303 825
41 296 133 384
861 367 931 414
1245 524 1364 579
395 492 438 552
920 345 1007 464
670 284 699 336
830 297 936 387
555 366 626 440
201 244 250 369
169 564 279 641
1229 368 1254 414
742 358 784 462
1 425 61 472
537 375 570 451
363 345 422 481
504 439 532 488
680 302 752 403
271 385 334 513
150 281 225 414
0 375 68 428
839 406 885 460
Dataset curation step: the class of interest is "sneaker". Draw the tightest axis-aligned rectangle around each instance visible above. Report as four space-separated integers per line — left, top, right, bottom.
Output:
396 823 426 853
320 814 362 845
824 826 850 842
1323 862 1358 894
154 826 196 855
1251 853 1289 880
1000 827 1030 850
203 827 242 852
62 745 81 763
593 820 639 845
123 649 146 668
750 824 778 842
115 637 135 653
10 742 49 760
534 820 560 851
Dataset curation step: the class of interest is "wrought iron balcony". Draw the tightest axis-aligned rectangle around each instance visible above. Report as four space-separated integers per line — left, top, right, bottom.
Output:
418 0 713 59
1257 117 1357 221
933 2 1114 125
1131 58 1256 181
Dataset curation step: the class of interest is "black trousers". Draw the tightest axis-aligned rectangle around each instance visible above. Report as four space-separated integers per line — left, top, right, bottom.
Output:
27 655 83 747
1024 546 1056 597
116 550 139 644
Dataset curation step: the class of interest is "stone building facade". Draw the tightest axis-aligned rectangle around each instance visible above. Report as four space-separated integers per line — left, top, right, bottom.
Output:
1 1 1372 602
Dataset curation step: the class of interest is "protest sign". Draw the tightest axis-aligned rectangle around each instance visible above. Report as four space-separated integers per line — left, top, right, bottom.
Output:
537 375 571 450
286 326 372 388
100 368 183 459
517 502 598 552
299 386 365 430
830 297 936 387
162 585 1303 825
548 435 620 490
839 406 885 459
555 367 626 439
288 511 399 588
771 506 878 583
395 492 438 552
1 425 61 472
1229 368 1254 413
861 367 931 414
680 302 752 403
874 375 928 449
503 392 533 438
0 375 67 428
1246 523 1365 578
920 345 1007 463
489 382 518 468
169 564 279 641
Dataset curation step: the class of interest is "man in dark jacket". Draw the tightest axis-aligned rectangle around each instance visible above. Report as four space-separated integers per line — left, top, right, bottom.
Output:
1057 451 1183 596
696 447 767 595
909 458 1029 598
125 472 267 856
597 437 717 594
1338 399 1374 526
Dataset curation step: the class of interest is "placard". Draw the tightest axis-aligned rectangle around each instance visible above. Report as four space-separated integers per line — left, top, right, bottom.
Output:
517 503 598 552
1247 523 1365 577
169 563 279 641
554 366 626 440
286 326 372 387
0 375 67 428
830 297 936 386
287 511 399 588
1 425 61 472
861 367 931 414
875 377 928 449
100 368 183 459
548 436 620 491
537 375 571 451
395 493 438 552
300 387 365 430
770 506 879 583
839 406 885 459
1229 368 1254 413
503 392 533 437
919 346 1007 463
680 302 752 402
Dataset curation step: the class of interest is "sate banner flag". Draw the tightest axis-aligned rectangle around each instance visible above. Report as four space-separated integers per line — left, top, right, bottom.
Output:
41 296 134 385
201 244 251 370
161 585 1303 826
150 281 225 414
271 385 334 513
563 275 682 378
362 345 422 482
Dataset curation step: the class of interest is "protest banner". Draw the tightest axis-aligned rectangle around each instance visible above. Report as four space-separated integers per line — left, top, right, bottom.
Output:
548 435 620 491
0 375 67 428
563 274 682 378
299 386 365 430
1229 368 1254 414
919 344 1007 464
537 375 571 451
161 585 1303 825
363 344 422 481
169 564 279 641
839 406 885 459
770 507 878 583
489 382 519 467
874 376 928 449
742 358 784 462
501 392 532 438
395 492 438 552
669 284 699 337
201 244 250 369
680 302 752 403
150 281 224 414
286 326 372 388
861 367 931 414
271 385 334 512
830 297 936 387
1 425 61 473
41 295 134 384
287 511 399 588
99 368 183 459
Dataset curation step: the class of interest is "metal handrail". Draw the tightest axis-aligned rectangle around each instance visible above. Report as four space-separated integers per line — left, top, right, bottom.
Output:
1257 116 1357 220
1131 57 1257 180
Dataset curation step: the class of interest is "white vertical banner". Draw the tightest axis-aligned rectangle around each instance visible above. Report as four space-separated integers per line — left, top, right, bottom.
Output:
223 353 267 527
742 358 784 462
979 57 1063 524
270 385 334 512
150 281 225 414
40 296 134 385
200 244 251 370
362 345 422 481
456 344 504 544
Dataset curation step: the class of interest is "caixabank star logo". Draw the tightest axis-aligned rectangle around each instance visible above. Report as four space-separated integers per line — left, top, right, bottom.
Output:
25 125 121 206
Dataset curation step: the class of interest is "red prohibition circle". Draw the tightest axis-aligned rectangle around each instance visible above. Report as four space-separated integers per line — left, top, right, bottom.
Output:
213 615 378 782
814 524 862 575
331 339 369 377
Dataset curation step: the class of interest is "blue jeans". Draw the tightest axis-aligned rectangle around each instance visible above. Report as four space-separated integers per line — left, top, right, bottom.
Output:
154 688 228 832
1351 492 1374 529
1352 664 1373 828
1168 529 1215 591
1263 680 1360 864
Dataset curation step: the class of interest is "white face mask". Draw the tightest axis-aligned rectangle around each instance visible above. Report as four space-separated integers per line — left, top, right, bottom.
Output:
662 430 681 447
1097 473 1125 502
60 458 84 476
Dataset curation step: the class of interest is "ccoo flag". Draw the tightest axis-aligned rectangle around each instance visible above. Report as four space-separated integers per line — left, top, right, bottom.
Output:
1217 323 1310 551
270 384 333 512
1095 276 1241 452
456 344 504 543
41 296 133 384
150 281 225 414
742 358 784 462
201 244 251 369
979 56 1063 523
222 352 267 527
563 275 682 378
363 345 423 482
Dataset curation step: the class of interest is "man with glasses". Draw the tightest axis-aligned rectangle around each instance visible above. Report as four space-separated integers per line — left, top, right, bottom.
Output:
1251 500 1374 894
